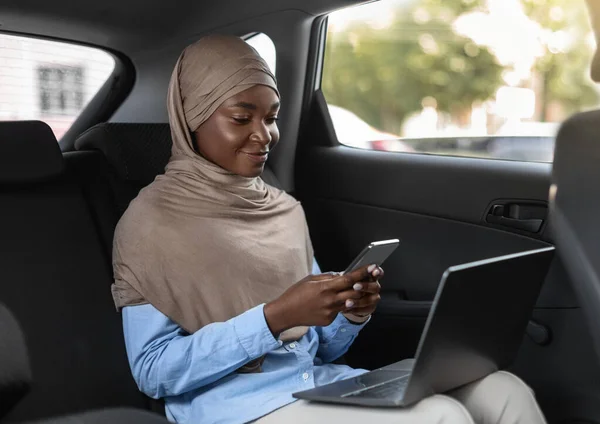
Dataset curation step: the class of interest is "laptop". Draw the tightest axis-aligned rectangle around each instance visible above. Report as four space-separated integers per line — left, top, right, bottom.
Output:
293 246 555 407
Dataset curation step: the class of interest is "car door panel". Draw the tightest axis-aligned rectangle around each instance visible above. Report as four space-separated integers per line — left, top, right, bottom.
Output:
303 197 567 302
300 146 551 222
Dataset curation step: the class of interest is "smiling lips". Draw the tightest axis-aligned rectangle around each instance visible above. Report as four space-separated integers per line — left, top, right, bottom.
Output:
242 151 269 163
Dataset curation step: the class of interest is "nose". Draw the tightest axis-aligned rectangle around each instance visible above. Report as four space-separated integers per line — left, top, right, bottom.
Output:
249 121 271 145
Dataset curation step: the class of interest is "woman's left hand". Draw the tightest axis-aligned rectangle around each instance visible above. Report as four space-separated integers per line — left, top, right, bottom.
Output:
344 265 383 317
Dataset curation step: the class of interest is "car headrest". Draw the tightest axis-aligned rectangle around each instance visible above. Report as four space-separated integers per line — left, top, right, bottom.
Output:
75 123 172 185
75 122 283 188
0 302 32 420
0 121 64 184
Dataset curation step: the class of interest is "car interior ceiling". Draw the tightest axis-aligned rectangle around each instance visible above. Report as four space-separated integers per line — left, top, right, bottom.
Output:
1 0 600 423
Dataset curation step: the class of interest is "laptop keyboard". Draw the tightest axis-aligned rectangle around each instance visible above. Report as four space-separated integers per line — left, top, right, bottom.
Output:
342 376 409 399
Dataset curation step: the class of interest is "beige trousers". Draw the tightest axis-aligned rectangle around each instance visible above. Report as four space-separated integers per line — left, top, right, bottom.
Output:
256 371 546 424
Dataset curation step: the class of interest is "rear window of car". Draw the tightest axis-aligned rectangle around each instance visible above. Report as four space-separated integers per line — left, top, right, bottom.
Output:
0 33 115 140
321 0 599 163
245 32 277 74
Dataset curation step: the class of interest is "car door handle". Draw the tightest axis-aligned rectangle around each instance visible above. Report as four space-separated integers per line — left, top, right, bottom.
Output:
485 203 546 233
486 215 543 232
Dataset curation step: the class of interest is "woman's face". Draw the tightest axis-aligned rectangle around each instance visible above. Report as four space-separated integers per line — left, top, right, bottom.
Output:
193 85 280 178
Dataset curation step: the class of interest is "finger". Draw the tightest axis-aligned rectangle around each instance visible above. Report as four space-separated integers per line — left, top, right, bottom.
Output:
361 266 384 282
328 265 373 291
358 266 384 283
309 272 340 282
351 281 381 294
346 293 380 310
371 267 384 280
334 289 364 308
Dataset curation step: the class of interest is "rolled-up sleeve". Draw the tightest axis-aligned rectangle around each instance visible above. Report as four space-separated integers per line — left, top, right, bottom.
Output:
315 312 370 363
311 258 370 362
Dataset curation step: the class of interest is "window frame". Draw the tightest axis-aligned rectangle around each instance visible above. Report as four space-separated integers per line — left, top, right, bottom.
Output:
299 15 340 149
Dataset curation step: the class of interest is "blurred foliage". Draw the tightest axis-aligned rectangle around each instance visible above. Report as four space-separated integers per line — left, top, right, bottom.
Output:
322 0 598 134
522 0 599 119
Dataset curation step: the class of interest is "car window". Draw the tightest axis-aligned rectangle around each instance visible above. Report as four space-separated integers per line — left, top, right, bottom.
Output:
0 33 115 140
322 0 599 162
245 33 276 75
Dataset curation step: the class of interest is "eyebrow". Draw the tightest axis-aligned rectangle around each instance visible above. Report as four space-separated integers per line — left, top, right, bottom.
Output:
229 101 280 111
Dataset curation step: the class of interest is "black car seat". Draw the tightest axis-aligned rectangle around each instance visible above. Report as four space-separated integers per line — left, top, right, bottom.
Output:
550 110 600 358
0 121 150 421
0 299 167 424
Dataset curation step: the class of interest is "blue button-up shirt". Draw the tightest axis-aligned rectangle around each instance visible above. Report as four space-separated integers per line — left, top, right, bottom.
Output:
122 261 369 424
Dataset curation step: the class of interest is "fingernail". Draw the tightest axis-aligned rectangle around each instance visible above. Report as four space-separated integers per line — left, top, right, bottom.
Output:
353 283 363 291
346 299 354 308
367 264 377 272
373 268 381 277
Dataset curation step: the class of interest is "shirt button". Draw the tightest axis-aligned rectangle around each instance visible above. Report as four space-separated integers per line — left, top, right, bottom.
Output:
289 343 296 349
340 328 347 333
302 372 310 381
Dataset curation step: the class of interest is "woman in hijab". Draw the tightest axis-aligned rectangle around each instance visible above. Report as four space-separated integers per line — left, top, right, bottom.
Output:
114 35 547 424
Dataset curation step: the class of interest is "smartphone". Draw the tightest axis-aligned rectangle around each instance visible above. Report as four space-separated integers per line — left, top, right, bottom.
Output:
343 239 400 274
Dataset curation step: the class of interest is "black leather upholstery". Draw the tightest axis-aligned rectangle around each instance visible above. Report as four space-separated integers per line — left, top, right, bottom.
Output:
75 123 172 185
0 303 31 420
0 122 147 422
75 123 171 216
0 121 64 184
550 109 600 357
63 151 120 266
0 302 168 424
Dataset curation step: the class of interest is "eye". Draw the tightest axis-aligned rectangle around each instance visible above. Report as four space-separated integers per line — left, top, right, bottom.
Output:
232 117 251 124
266 116 279 124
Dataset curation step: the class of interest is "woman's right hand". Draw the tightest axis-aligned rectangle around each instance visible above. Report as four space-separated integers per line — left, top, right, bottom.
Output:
263 265 373 336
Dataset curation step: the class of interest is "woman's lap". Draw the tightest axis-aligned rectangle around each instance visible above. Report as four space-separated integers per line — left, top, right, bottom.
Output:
448 371 546 424
255 394 473 424
255 371 546 424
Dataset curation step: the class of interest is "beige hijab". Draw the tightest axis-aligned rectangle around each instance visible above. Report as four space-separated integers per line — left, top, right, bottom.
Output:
111 35 314 371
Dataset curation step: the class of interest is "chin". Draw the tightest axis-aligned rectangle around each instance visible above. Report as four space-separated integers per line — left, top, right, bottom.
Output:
238 165 264 178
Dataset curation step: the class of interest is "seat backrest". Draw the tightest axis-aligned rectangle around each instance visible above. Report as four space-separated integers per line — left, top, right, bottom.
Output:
0 121 147 422
550 110 600 357
75 124 173 217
